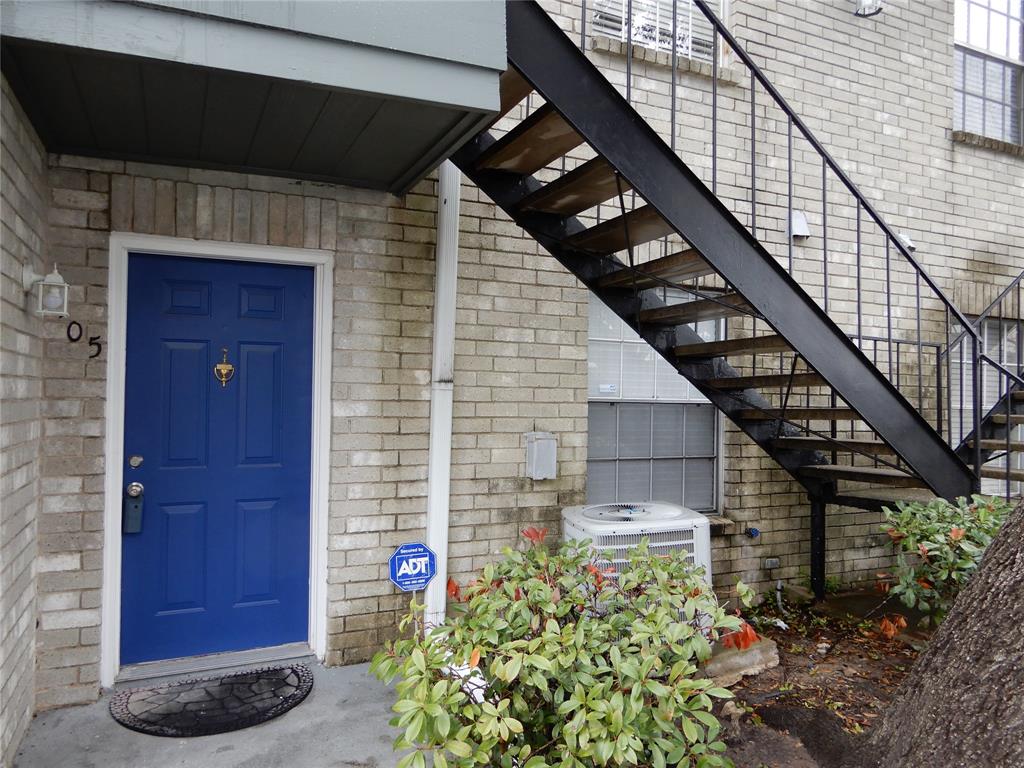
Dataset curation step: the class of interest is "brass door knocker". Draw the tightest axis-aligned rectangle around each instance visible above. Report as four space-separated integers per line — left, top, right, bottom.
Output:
213 347 235 388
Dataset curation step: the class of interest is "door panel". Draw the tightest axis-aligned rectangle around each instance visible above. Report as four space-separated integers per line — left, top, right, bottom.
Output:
121 253 314 665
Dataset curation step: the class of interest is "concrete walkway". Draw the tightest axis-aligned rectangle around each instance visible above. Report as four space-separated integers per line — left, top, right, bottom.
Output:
13 663 400 768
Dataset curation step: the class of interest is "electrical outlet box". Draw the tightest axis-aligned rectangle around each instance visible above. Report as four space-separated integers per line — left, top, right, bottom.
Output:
764 557 781 570
525 432 557 480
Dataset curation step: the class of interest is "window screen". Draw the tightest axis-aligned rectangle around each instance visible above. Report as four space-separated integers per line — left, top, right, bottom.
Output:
587 293 721 511
587 402 718 509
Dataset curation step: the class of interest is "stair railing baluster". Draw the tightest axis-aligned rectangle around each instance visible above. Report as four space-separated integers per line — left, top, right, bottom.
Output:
916 272 923 412
999 285 1005 369
885 238 893 380
1011 280 1019 380
671 0 678 152
1005 369 1012 498
944 307 952 439
626 0 633 103
856 203 862 344
787 117 793 275
959 337 965 444
972 334 983 487
1017 279 1022 378
580 0 587 49
750 70 756 236
821 158 828 313
712 26 718 195
896 341 902 391
936 343 944 440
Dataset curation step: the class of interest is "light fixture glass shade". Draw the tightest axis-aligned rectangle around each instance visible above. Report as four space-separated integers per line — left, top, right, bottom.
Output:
34 265 69 317
855 0 882 17
896 232 917 252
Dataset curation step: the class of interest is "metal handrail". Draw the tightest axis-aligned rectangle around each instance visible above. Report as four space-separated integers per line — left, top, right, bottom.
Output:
690 0 980 341
942 269 1024 359
979 354 1024 389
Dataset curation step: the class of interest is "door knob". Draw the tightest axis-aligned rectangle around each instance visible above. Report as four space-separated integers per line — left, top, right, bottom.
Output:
126 482 144 498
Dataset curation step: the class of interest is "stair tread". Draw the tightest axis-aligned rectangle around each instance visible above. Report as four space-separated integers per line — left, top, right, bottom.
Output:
991 412 1024 425
980 466 1024 482
967 438 1024 451
832 486 939 505
517 157 629 216
704 372 827 390
639 292 751 325
674 334 791 359
1013 390 1024 401
475 103 584 175
798 464 927 487
737 407 860 421
565 205 674 254
498 67 533 118
773 437 896 455
597 248 714 289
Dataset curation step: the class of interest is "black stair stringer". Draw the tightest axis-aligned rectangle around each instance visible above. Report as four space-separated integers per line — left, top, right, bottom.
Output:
453 154 834 500
481 0 973 501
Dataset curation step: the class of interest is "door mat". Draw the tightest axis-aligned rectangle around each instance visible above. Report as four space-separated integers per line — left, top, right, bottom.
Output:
109 664 314 737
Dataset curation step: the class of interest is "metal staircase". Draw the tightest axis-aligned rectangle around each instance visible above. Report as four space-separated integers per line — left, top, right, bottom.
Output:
450 1 1018 596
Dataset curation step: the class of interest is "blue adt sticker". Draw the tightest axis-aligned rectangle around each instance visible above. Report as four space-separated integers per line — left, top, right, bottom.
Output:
389 542 437 592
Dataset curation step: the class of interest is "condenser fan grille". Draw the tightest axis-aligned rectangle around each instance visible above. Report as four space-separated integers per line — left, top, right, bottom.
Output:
582 502 686 522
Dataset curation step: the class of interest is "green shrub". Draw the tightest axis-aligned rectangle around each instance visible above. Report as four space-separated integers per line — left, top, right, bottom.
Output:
880 494 1011 625
371 531 745 768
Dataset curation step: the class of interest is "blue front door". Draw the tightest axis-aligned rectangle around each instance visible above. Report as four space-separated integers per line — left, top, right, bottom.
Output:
121 253 314 664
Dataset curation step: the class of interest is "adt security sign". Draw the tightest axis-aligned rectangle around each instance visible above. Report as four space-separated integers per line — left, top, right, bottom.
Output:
389 542 437 592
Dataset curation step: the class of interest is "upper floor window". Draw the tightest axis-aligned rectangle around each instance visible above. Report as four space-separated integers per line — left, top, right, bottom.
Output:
954 0 1024 145
592 0 726 65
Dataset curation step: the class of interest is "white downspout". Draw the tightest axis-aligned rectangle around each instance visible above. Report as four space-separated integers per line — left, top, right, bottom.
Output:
424 161 460 627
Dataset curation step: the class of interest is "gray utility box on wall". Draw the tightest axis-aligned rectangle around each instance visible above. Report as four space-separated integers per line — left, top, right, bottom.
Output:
525 432 558 480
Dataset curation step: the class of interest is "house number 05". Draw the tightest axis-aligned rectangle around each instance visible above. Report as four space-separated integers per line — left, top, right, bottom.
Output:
66 321 103 359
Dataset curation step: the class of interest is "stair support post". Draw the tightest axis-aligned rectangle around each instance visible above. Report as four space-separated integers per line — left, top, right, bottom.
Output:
810 497 826 601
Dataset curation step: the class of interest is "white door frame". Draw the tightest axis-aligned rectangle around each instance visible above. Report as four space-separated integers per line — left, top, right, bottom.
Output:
101 233 333 687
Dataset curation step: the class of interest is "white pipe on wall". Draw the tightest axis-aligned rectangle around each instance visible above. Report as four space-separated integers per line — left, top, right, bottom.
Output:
424 161 461 627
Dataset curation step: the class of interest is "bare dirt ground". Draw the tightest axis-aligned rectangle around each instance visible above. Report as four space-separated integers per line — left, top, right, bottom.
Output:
718 592 926 768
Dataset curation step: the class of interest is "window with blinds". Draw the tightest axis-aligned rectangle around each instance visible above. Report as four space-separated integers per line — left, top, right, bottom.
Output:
587 292 721 511
591 0 725 65
954 0 1024 145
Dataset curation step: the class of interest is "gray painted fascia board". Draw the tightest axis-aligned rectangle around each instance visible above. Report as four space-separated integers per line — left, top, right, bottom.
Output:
133 0 507 72
1 0 501 114
391 109 496 196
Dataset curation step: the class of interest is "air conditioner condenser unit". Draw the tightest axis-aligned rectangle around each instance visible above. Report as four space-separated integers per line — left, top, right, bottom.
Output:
562 501 712 582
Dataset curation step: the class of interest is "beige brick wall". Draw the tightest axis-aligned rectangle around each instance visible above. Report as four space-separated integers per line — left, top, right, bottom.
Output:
1 76 47 767
27 146 586 692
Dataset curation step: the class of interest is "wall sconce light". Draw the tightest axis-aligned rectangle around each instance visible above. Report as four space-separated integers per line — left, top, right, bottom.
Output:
855 0 883 17
23 264 70 317
789 210 811 240
896 232 917 253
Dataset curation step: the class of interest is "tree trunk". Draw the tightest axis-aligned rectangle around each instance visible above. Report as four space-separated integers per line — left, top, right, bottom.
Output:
866 499 1024 767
